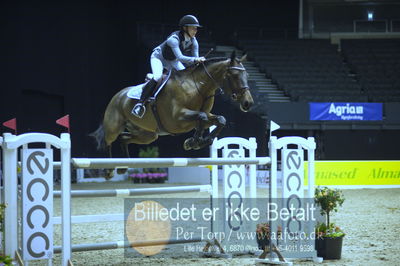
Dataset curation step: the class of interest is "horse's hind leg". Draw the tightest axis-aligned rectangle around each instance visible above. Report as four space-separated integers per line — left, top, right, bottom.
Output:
121 142 131 158
116 128 158 174
103 117 125 148
120 129 159 146
103 107 125 179
119 132 132 158
116 133 131 175
104 145 115 179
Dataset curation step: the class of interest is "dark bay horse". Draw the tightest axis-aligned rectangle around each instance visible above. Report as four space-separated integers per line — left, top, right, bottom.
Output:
91 51 253 159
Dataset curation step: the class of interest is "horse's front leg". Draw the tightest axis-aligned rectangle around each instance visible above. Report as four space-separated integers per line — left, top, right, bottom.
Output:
197 113 226 148
181 109 227 150
179 109 209 150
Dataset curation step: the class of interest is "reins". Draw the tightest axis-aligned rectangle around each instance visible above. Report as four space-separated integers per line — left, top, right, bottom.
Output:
189 53 248 112
190 62 224 112
198 61 247 106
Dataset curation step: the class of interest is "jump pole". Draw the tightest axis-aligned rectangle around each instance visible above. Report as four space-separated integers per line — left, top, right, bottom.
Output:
71 157 270 169
53 184 213 198
53 238 203 253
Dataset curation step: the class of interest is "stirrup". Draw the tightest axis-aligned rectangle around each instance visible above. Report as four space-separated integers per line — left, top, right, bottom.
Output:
132 103 146 118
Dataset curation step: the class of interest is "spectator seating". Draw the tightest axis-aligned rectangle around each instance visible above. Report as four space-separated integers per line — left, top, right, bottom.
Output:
237 39 365 102
341 39 400 102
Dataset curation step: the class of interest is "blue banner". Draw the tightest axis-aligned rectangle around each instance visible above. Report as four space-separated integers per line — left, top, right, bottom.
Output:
309 102 383 121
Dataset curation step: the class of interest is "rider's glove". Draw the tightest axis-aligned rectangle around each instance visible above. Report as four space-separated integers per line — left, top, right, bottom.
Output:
195 57 206 63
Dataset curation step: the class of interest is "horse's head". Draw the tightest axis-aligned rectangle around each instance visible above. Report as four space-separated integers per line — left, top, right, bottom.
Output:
224 51 254 112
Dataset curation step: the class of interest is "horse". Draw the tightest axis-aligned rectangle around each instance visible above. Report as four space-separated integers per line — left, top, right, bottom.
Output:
91 51 253 167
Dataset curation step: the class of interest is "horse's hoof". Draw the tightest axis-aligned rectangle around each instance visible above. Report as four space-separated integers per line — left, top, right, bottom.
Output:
183 138 194 151
193 145 201 150
195 138 213 150
116 167 128 175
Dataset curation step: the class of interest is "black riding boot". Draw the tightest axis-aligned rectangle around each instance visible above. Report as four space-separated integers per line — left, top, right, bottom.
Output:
132 79 157 118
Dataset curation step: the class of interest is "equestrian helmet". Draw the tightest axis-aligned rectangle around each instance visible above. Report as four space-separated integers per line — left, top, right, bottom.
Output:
179 15 202 28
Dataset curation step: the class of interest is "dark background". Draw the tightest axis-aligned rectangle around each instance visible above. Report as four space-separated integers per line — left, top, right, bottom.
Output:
1 1 399 160
0 0 297 158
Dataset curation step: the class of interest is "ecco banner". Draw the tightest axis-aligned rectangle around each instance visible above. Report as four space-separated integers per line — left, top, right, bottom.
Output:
309 102 382 121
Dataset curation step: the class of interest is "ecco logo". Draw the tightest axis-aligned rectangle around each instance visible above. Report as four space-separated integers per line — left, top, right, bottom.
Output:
286 151 301 192
283 149 303 234
22 150 53 260
225 149 244 231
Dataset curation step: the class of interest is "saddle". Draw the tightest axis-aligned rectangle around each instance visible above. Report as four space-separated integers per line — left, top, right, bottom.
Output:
126 70 172 134
126 70 171 100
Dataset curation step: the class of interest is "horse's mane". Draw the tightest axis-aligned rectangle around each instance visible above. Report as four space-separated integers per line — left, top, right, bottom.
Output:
202 57 229 66
175 57 229 76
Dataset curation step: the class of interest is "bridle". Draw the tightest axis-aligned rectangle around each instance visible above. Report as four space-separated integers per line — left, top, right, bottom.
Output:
224 65 250 101
190 58 250 115
199 61 249 101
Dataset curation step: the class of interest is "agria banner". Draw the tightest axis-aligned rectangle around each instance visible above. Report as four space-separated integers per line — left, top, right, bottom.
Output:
309 102 382 121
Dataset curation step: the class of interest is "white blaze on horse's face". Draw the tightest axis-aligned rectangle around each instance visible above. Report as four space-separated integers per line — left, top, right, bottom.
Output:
226 55 254 112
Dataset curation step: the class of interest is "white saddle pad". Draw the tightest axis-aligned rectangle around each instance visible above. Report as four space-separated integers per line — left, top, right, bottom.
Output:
126 70 172 100
126 83 144 100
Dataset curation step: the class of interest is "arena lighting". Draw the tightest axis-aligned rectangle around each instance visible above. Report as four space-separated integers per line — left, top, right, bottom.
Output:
368 11 374 21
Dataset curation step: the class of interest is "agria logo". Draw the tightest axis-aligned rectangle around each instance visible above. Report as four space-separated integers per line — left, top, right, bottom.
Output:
328 103 364 116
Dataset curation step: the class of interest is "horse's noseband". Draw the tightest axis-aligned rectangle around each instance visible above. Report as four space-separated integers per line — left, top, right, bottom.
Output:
228 66 246 71
227 66 249 100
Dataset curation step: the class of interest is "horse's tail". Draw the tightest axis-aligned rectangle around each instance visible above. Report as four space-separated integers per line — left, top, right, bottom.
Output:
89 124 107 151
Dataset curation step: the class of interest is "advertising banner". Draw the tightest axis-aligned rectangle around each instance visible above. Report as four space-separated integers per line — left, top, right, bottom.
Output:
304 161 400 186
309 102 382 121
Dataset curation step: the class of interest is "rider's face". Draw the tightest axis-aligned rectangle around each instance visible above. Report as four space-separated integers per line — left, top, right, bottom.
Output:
186 26 198 38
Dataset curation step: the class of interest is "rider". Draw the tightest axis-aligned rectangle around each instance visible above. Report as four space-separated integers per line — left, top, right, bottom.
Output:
132 15 206 118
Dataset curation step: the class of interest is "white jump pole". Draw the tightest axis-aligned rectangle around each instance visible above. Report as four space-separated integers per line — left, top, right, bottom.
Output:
2 133 18 260
60 133 71 266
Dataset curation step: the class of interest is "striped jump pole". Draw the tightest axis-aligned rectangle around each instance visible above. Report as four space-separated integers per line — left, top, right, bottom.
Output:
53 238 203 253
53 184 213 198
71 157 271 169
